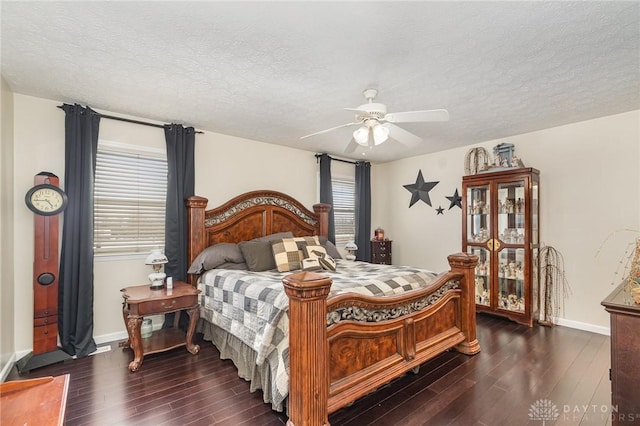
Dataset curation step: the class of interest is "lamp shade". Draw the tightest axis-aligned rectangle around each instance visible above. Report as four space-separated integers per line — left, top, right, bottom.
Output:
344 240 358 261
353 126 369 146
145 248 168 265
344 241 358 251
372 124 389 145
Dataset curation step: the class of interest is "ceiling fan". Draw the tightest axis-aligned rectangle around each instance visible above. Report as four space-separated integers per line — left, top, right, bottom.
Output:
301 88 449 154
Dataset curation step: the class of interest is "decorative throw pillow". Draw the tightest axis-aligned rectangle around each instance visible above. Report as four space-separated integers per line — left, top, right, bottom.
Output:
187 243 245 274
271 236 319 272
303 245 337 272
302 257 322 271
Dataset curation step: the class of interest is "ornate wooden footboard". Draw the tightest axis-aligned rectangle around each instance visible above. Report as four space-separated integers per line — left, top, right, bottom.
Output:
283 253 479 426
186 191 479 426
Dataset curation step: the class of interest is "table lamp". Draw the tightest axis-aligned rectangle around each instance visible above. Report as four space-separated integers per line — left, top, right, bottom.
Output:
344 241 358 261
145 248 168 289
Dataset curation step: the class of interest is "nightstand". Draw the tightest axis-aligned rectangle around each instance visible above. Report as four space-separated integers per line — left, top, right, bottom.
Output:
371 240 392 264
120 281 200 372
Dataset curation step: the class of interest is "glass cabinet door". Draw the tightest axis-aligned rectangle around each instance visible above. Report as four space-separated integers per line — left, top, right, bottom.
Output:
532 180 539 246
466 185 490 243
468 247 490 306
497 248 526 312
496 181 526 245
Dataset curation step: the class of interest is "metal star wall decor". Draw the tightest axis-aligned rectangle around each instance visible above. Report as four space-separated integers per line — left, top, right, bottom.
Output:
403 170 439 207
436 206 445 215
446 189 462 210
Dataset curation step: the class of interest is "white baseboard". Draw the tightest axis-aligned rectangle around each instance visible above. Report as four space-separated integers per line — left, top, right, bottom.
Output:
3 323 163 381
94 322 163 346
95 330 129 346
553 317 610 336
0 353 17 382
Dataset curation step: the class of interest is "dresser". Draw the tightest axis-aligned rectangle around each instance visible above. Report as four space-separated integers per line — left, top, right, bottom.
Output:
371 240 392 265
601 282 640 424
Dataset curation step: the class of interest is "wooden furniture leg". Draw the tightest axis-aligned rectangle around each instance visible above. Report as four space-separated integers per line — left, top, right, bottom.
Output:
185 306 200 355
126 315 143 372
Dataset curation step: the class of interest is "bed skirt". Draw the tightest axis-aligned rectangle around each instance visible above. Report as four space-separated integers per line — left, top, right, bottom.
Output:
197 319 286 412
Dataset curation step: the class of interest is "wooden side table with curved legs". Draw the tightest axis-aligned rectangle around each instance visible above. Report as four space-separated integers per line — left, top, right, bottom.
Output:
120 281 200 372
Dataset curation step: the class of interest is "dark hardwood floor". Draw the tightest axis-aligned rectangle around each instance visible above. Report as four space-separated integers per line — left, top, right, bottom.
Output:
6 314 614 425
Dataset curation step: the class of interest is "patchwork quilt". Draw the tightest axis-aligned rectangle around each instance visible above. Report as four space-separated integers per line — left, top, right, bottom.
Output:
198 260 438 410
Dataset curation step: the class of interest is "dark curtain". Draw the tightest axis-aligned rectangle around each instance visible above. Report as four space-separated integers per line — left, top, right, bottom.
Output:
319 153 336 243
355 161 371 262
59 104 100 357
163 124 195 282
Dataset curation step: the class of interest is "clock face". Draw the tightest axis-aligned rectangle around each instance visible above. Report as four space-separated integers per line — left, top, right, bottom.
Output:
25 184 68 216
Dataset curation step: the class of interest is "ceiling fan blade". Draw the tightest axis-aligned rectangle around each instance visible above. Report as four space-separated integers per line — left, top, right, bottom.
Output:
384 123 423 147
343 138 359 154
300 121 362 139
384 109 449 123
344 107 369 114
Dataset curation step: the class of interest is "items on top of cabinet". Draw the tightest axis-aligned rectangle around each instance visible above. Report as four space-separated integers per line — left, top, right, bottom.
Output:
596 229 640 303
464 147 491 175
374 226 385 241
464 143 526 175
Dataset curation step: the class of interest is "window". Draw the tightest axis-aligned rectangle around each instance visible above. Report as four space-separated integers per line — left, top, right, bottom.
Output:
93 141 167 256
332 177 355 250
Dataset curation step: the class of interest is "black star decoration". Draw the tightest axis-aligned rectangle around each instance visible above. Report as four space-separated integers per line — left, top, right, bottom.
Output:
403 170 439 207
436 206 445 215
446 189 462 210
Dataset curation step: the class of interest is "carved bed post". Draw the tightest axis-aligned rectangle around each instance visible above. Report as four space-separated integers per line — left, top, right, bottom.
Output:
186 196 208 286
312 203 331 240
283 271 333 426
448 252 481 355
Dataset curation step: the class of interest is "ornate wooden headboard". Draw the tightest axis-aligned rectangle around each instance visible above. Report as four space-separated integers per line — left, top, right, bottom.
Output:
186 190 330 282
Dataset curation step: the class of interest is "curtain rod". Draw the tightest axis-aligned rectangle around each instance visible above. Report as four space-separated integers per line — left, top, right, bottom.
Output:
57 105 204 134
314 153 358 165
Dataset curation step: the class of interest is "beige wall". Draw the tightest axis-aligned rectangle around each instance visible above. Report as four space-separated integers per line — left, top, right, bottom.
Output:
1 77 16 378
379 110 640 331
8 92 639 357
11 94 328 352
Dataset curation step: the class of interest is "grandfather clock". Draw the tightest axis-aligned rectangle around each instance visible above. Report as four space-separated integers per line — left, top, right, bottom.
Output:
16 172 72 373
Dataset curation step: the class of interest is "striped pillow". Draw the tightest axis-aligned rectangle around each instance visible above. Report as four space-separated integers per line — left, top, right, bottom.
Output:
303 245 337 272
271 236 319 272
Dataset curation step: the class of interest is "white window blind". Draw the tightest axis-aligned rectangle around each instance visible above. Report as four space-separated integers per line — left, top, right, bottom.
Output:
94 142 167 256
332 177 355 250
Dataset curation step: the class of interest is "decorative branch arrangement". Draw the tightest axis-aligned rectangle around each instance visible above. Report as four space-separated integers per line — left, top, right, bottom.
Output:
628 238 640 303
537 245 571 326
596 229 640 295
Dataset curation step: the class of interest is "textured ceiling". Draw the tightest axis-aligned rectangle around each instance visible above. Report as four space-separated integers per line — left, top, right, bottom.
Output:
2 1 639 163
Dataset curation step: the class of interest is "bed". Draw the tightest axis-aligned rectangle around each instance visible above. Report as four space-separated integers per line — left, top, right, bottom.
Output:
186 190 479 426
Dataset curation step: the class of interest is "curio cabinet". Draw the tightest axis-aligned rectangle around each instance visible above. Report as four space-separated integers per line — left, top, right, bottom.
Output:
462 167 540 327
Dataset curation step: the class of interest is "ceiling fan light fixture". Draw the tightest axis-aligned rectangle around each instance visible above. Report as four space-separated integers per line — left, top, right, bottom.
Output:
372 123 389 145
353 126 369 146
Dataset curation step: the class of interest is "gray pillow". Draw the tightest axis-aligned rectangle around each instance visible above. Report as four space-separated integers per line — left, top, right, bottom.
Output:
238 240 277 272
187 243 245 274
251 231 294 243
319 236 343 259
216 262 249 271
